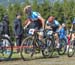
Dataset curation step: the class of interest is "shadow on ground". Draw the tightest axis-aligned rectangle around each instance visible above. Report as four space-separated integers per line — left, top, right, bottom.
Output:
0 55 60 62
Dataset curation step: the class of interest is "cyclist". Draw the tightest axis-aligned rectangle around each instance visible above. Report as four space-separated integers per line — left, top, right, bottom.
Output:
23 5 45 48
70 18 75 45
23 5 44 31
58 23 67 42
23 5 45 39
45 16 60 49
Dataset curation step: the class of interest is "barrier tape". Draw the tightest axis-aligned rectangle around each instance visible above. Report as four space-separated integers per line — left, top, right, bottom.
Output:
0 45 33 49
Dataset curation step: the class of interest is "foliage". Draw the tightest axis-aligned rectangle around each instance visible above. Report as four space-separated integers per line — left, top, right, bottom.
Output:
0 0 74 35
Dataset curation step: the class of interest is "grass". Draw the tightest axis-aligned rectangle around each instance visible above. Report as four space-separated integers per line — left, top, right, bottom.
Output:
0 53 75 65
0 50 75 65
1 54 75 65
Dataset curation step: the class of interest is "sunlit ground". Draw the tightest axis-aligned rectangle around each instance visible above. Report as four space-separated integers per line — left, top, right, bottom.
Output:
0 53 75 65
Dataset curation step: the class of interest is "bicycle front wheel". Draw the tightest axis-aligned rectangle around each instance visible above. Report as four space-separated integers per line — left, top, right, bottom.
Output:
67 40 75 57
58 39 67 55
0 36 13 61
20 36 34 61
42 38 54 58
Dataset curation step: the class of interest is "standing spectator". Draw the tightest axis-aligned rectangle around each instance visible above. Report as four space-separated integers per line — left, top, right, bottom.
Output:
14 13 23 52
2 14 10 38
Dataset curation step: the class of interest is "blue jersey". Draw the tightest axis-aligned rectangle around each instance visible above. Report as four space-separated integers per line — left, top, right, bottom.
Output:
58 28 66 39
28 12 41 21
27 11 42 29
46 20 60 27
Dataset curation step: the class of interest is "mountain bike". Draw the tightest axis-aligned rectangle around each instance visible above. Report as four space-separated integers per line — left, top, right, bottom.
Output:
44 29 67 57
67 31 75 57
0 35 13 61
20 28 51 60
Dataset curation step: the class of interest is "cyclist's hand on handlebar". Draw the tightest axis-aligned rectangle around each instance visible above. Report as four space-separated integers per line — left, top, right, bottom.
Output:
15 36 18 38
70 29 72 32
40 28 44 31
23 26 27 30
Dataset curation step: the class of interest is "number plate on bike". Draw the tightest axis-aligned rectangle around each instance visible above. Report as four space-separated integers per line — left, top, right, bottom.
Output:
28 29 35 35
47 30 53 35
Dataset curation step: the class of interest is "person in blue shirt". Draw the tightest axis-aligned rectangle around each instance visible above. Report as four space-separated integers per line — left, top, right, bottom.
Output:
23 5 45 30
23 5 45 49
45 16 60 49
45 16 60 32
57 23 67 43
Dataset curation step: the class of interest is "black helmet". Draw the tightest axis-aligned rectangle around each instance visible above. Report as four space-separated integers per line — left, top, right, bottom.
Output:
3 14 8 21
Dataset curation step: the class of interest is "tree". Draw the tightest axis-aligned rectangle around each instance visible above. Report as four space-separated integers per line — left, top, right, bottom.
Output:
0 5 6 21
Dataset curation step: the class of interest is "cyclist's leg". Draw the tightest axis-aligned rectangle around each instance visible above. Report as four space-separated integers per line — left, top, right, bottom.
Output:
71 33 75 40
34 20 43 40
53 27 60 49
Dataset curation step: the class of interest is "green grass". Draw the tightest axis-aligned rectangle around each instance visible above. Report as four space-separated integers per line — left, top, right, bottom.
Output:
0 53 75 65
0 50 75 65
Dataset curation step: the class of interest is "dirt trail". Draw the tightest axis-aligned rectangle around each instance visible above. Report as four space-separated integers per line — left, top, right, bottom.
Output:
0 55 75 65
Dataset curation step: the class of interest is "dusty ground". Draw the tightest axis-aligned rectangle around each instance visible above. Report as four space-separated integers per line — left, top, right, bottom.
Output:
0 54 75 65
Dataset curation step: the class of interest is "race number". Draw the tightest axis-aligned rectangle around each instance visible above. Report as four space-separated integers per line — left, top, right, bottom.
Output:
28 29 35 35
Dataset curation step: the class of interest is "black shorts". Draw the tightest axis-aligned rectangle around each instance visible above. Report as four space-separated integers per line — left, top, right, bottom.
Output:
27 19 42 29
52 26 59 32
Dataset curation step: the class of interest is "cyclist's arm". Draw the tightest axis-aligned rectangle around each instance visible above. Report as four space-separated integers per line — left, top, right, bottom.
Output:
71 24 73 30
33 12 45 28
45 21 52 29
23 19 31 29
45 24 52 29
38 16 45 28
23 19 28 26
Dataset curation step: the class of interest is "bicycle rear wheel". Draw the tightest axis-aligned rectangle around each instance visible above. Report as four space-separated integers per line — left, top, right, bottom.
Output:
20 36 34 61
58 39 67 55
0 36 13 61
42 38 53 58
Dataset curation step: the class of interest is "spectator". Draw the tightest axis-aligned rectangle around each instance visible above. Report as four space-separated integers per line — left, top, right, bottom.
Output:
13 13 23 52
2 14 10 38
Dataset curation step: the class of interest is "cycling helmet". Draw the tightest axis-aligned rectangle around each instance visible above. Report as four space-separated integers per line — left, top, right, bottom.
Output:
24 5 32 13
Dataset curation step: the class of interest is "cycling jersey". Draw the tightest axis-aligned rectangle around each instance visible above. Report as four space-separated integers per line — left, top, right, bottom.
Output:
27 11 42 29
58 28 66 39
28 12 41 21
46 20 60 26
58 27 67 43
46 20 60 32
